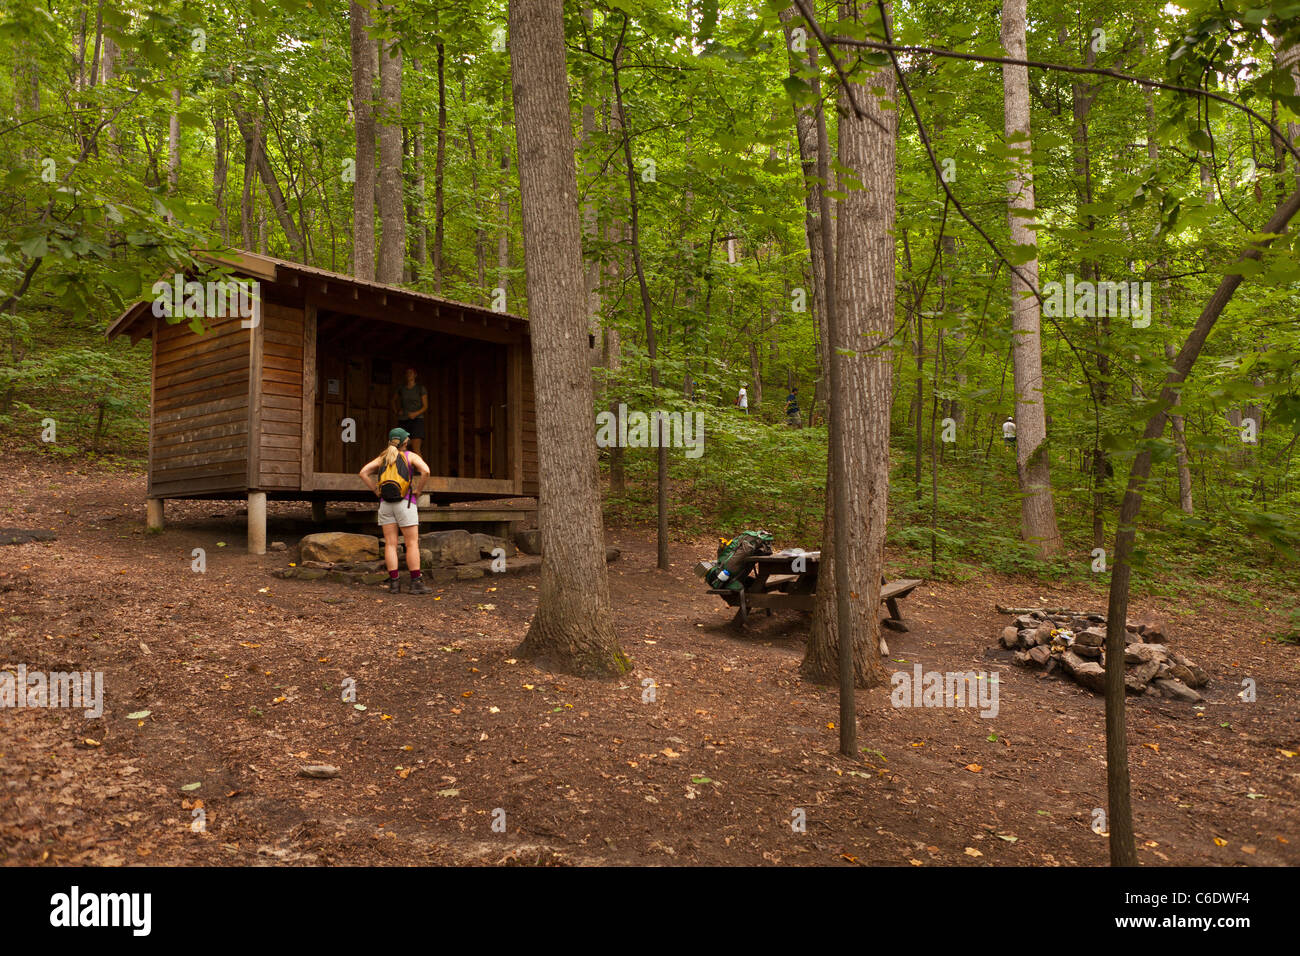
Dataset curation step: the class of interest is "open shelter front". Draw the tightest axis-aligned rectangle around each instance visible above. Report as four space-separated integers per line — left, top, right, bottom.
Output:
106 251 538 553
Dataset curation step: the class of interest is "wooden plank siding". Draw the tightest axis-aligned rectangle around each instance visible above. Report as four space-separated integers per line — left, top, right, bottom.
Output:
149 314 250 498
520 346 538 497
255 302 304 490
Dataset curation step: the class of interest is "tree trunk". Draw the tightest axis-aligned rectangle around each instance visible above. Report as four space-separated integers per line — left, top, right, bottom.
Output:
780 6 829 385
802 0 895 693
1146 71 1193 515
167 87 180 220
1105 183 1300 866
605 219 626 494
580 15 602 363
411 59 426 281
463 73 488 298
349 0 378 280
1001 0 1062 557
1165 343 1194 513
432 42 447 290
376 5 405 284
612 26 669 570
231 103 307 259
498 77 512 298
509 0 629 678
240 111 259 250
214 110 229 244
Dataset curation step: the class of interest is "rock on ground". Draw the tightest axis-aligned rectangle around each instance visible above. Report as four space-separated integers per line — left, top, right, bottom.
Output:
418 530 480 566
299 532 380 564
0 528 57 545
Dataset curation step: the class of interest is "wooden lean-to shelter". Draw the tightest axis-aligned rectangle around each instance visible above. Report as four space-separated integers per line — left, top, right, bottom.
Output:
107 251 539 553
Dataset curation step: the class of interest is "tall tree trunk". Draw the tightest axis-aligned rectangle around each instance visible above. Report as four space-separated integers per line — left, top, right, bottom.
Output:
1065 23 1108 550
411 59 426 281
509 0 629 677
498 77 512 298
231 103 307 259
612 25 669 570
1105 183 1300 866
349 0 378 280
605 218 626 494
214 110 229 244
1146 80 1194 514
1280 39 1300 187
240 111 259 250
432 42 447 289
376 6 405 284
1001 0 1062 557
802 0 895 693
463 73 488 298
1164 343 1195 513
580 11 602 364
780 6 829 380
167 87 181 221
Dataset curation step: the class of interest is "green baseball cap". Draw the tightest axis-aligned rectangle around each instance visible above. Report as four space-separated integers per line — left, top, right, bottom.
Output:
388 427 410 442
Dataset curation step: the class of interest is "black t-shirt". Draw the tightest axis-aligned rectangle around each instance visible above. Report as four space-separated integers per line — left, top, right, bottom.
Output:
397 384 427 418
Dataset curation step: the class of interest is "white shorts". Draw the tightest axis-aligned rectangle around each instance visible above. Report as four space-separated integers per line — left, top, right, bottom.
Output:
377 499 419 528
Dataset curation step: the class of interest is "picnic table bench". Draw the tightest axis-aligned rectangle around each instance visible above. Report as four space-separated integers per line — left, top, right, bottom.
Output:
707 550 922 628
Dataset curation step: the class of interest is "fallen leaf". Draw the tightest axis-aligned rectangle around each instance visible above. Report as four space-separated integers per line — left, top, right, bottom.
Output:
964 847 982 858
964 763 982 773
125 710 151 720
1213 837 1228 847
180 782 201 791
1144 742 1159 753
661 747 680 759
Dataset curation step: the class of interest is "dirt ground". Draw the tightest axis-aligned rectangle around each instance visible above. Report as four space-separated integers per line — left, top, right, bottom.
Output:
1 450 1297 866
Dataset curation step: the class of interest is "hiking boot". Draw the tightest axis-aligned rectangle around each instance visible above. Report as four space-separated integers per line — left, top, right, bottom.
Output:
408 576 432 595
388 576 401 594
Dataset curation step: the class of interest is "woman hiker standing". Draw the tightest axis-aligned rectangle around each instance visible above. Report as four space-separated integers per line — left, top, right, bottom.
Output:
360 427 432 594
392 367 429 456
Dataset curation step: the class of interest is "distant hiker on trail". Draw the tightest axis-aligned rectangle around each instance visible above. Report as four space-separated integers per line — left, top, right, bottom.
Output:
392 367 429 456
785 387 800 427
736 385 748 414
1003 416 1017 447
360 427 432 594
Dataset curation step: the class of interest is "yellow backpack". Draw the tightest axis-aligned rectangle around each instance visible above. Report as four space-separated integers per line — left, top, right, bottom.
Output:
377 452 414 503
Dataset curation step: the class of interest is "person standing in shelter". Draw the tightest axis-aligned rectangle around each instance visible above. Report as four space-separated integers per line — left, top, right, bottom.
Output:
392 367 429 456
360 428 432 594
736 385 749 415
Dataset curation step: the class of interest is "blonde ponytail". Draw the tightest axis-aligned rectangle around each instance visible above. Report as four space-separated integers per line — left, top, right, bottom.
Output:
382 439 401 467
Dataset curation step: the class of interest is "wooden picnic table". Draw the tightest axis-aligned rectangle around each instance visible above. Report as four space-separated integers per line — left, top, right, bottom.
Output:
708 550 922 627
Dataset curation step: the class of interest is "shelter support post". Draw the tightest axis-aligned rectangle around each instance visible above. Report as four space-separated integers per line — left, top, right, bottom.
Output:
248 492 267 555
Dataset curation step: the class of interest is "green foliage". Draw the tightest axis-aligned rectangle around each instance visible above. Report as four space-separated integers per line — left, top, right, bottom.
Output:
0 0 1295 609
